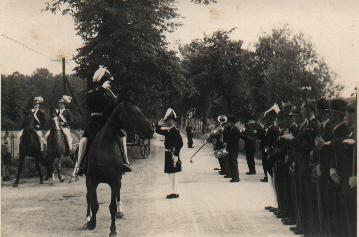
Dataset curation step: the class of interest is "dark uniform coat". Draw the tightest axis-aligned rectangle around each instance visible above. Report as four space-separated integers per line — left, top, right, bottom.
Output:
24 108 46 130
55 108 72 128
83 87 122 142
155 124 183 173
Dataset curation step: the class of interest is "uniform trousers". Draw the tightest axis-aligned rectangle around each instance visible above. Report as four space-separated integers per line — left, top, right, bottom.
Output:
228 152 239 180
245 149 256 173
261 149 269 177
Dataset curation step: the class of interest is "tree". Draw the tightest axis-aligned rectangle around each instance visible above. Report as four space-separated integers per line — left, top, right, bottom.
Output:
45 0 216 119
181 29 255 126
253 26 342 114
1 69 87 130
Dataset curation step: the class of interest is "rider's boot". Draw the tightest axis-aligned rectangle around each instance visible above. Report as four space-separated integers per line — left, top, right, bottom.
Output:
72 137 87 177
120 136 131 172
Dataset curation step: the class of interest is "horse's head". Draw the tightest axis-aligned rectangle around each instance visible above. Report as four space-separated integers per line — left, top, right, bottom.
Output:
111 103 154 139
49 112 61 131
22 111 35 130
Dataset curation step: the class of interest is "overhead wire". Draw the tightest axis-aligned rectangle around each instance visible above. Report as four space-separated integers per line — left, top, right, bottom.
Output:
0 32 75 62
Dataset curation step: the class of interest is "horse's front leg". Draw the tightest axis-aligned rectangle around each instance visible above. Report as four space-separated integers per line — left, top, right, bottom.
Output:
48 154 55 185
109 185 118 236
35 155 44 184
85 178 99 231
116 179 123 219
13 154 25 187
57 155 64 182
85 192 91 224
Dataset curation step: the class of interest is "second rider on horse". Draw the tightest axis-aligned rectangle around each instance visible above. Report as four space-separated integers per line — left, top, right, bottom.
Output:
71 66 131 178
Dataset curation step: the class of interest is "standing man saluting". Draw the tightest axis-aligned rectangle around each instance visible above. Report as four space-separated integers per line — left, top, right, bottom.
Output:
155 108 184 199
223 115 241 182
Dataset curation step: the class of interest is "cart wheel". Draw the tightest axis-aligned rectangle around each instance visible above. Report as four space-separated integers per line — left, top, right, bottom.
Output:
139 139 150 158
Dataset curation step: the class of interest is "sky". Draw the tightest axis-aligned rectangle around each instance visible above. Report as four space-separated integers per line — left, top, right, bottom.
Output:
0 0 358 96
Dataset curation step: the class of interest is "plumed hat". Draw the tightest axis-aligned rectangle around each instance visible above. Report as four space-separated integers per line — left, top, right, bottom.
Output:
93 65 113 83
279 102 292 117
346 100 356 113
59 95 72 104
33 96 44 104
164 108 177 122
315 98 329 112
289 105 301 116
227 115 237 123
329 98 347 114
264 103 280 118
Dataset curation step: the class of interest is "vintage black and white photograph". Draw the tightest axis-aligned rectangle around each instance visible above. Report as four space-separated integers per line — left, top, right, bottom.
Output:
0 0 358 236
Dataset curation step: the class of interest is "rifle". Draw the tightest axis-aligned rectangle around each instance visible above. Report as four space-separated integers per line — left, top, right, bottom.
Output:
352 87 357 176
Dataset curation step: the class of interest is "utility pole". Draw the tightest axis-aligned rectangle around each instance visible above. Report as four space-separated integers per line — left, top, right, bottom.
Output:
62 57 67 94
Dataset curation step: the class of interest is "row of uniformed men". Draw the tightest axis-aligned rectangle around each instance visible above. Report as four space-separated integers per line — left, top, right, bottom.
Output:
260 97 356 237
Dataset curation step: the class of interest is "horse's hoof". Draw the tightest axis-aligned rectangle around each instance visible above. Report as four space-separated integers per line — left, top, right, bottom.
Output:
109 231 117 237
60 177 64 183
12 182 19 187
116 212 124 219
86 222 96 231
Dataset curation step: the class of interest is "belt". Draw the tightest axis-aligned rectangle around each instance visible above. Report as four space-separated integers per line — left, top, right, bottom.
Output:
91 112 103 117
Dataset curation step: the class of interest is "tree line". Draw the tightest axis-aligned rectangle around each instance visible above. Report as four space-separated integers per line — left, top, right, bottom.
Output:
1 68 87 130
1 1 343 130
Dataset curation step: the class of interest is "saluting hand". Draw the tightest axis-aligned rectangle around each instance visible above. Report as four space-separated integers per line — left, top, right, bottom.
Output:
349 176 357 188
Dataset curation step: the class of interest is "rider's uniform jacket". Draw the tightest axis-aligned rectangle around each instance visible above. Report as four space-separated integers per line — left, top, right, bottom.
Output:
331 120 356 195
83 86 124 139
155 124 183 156
87 86 117 118
25 108 46 130
55 108 72 128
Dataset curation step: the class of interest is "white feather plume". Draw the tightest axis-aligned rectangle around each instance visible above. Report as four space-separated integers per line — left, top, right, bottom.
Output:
164 108 177 120
61 95 72 104
93 65 111 82
33 96 44 104
264 103 281 117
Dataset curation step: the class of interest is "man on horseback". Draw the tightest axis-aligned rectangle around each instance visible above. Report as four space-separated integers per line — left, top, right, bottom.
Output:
71 66 131 178
45 95 73 153
24 96 46 151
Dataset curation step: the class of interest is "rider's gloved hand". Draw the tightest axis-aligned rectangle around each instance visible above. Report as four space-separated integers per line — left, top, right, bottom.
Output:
102 80 111 90
173 156 179 167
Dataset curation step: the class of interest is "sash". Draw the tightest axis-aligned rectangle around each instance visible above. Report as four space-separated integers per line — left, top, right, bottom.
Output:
33 109 40 125
56 109 67 123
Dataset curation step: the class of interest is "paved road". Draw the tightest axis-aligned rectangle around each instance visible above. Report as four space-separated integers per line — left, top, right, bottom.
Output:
1 134 295 237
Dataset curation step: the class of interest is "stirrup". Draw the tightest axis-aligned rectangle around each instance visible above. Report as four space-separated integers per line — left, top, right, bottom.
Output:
123 164 132 172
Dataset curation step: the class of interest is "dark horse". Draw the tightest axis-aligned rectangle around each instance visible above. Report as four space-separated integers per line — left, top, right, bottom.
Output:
84 103 154 236
47 114 77 184
13 112 47 187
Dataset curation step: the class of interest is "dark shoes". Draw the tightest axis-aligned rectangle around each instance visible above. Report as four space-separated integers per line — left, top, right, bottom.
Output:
274 211 287 219
218 171 226 175
166 194 179 199
213 168 221 171
268 207 278 212
2 176 11 181
289 227 303 235
281 218 296 225
265 206 276 211
230 179 240 182
76 167 86 176
246 171 256 175
224 175 231 178
260 177 268 182
123 164 132 172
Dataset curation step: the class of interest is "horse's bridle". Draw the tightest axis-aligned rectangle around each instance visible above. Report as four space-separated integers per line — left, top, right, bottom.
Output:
51 116 61 131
